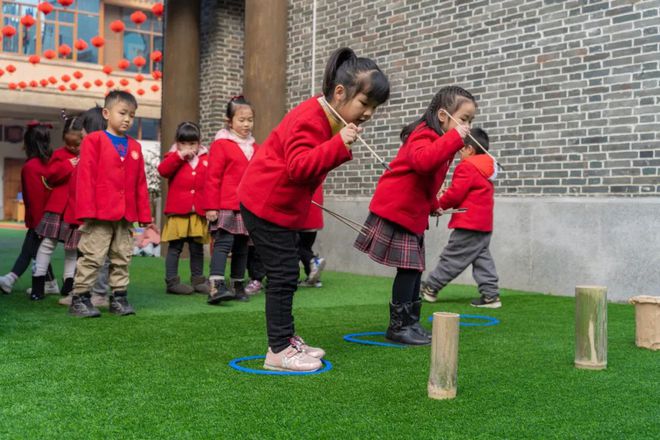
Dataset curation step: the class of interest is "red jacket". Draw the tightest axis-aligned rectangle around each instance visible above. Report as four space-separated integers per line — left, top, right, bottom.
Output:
75 131 151 223
238 96 352 229
440 154 496 232
43 147 77 215
158 150 209 216
369 125 464 234
63 167 80 226
301 185 324 230
21 157 50 229
204 139 255 211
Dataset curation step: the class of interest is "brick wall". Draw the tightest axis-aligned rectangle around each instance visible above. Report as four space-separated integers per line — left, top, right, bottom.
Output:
286 0 660 197
199 0 245 145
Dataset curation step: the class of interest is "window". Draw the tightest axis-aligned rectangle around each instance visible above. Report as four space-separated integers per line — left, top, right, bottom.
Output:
119 7 162 73
127 118 160 141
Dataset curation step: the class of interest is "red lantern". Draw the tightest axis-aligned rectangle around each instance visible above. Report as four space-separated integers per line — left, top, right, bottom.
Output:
151 70 162 80
135 74 144 83
150 50 162 63
130 11 147 26
58 85 66 92
83 81 92 89
20 15 36 28
91 36 105 48
152 3 164 18
136 88 145 96
94 79 103 87
6 65 16 74
106 80 115 88
2 26 17 38
102 65 113 75
110 20 125 33
40 79 49 87
38 3 54 15
118 59 130 70
73 71 83 79
19 81 27 89
58 44 72 57
58 0 74 7
9 83 18 90
70 83 78 91
74 39 88 51
132 56 146 69
151 84 160 92
0 69 4 77
119 78 129 87
28 55 40 65
61 74 71 83
43 49 57 60
48 76 57 84
29 80 38 88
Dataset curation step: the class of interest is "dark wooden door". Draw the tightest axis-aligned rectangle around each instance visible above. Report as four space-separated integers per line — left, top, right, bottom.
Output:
3 158 24 220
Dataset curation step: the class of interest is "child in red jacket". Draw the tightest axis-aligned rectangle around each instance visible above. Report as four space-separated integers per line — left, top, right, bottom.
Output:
238 47 390 372
69 91 151 318
158 121 210 295
421 128 501 308
29 114 84 300
355 86 475 345
204 96 257 304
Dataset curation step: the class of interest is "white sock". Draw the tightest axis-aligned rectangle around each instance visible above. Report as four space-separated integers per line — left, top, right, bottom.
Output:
209 275 225 281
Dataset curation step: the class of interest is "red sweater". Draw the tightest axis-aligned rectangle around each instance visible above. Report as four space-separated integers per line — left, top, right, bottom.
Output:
43 147 77 215
21 157 50 229
238 96 352 229
440 154 496 232
75 131 151 223
369 125 464 234
203 139 254 211
158 150 209 216
301 185 324 230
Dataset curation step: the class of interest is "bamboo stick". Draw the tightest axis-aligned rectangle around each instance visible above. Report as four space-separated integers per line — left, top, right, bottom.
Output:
575 285 608 370
428 312 460 400
440 109 504 171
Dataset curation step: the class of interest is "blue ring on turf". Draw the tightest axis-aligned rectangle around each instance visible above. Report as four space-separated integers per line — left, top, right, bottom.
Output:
343 331 407 348
426 314 500 327
228 355 333 376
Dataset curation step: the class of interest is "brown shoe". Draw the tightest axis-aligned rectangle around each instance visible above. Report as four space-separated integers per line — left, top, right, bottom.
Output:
166 276 194 295
263 345 322 372
191 275 210 295
91 293 109 308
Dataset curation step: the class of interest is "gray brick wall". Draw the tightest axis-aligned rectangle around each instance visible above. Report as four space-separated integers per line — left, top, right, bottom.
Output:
286 0 660 197
199 0 244 145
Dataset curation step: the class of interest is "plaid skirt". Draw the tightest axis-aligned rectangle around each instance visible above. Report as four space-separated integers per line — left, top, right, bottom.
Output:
354 213 425 271
209 209 248 236
35 212 81 251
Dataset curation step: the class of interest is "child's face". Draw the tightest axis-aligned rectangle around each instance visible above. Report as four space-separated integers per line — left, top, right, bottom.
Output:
438 100 476 132
228 106 254 139
103 100 136 136
459 145 476 160
177 141 200 154
64 131 83 155
333 87 378 126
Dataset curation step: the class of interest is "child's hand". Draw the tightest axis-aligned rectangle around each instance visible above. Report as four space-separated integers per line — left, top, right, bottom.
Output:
206 210 219 222
340 123 362 148
139 222 151 227
178 147 194 160
455 124 470 139
431 209 444 217
69 157 79 166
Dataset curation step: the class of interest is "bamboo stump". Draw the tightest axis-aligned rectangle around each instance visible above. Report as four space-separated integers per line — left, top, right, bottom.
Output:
575 285 607 370
428 312 460 400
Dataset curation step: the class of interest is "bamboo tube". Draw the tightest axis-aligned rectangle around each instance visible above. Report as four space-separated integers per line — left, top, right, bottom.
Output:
428 312 460 400
575 285 608 370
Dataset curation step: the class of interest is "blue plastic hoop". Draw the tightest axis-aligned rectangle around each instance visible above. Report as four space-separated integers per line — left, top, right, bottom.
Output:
228 355 333 376
343 331 408 348
427 313 500 327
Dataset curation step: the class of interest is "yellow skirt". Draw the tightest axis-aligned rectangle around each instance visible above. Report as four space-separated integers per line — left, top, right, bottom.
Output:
161 214 210 244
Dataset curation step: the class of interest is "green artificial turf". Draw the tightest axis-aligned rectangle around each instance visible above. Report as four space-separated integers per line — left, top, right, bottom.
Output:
0 229 658 439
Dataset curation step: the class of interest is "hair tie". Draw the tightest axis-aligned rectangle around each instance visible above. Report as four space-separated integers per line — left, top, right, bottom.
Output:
26 120 53 129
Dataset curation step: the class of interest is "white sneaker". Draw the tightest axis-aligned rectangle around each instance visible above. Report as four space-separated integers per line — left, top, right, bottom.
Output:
0 274 16 294
45 279 60 295
290 335 325 359
263 345 322 372
308 256 326 284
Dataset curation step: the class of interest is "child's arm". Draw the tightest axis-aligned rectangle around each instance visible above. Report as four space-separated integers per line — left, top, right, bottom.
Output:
45 155 75 186
438 162 473 210
405 128 464 175
203 140 225 220
75 136 99 221
157 151 186 178
136 151 152 225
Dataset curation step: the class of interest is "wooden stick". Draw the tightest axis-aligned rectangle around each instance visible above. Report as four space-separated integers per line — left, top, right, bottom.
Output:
428 312 460 400
312 201 365 230
318 97 392 171
575 285 608 370
440 109 504 171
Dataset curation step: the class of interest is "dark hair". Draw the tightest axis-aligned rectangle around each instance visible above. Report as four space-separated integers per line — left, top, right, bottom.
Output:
465 128 489 154
175 121 201 143
61 110 84 140
104 90 138 110
81 106 107 133
322 47 390 105
24 124 52 162
400 86 476 142
226 95 254 120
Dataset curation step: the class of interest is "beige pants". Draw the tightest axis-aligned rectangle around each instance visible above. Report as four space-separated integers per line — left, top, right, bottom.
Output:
73 219 134 294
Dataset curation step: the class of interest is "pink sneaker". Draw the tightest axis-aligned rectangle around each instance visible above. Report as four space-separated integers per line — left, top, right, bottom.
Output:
245 280 263 296
263 345 322 372
290 335 325 359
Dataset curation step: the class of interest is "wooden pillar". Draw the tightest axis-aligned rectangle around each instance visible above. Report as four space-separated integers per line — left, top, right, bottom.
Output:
428 312 460 400
575 285 608 370
244 0 288 143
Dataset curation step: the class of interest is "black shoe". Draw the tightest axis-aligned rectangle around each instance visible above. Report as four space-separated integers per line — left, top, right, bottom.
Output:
109 291 135 316
409 299 432 340
232 280 249 302
30 275 46 301
207 279 233 305
471 295 502 309
69 293 101 318
61 278 74 297
385 301 431 346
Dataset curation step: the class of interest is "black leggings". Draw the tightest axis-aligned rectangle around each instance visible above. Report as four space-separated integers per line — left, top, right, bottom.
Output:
392 268 422 304
210 229 248 280
297 231 317 276
11 229 54 281
165 238 204 279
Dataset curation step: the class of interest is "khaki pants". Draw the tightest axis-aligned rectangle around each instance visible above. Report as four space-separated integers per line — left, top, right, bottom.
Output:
73 220 134 294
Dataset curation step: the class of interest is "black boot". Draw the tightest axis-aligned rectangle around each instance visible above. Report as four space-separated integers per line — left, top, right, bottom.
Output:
409 299 432 341
207 278 233 305
109 291 135 316
69 293 101 318
30 276 46 301
61 278 74 297
385 302 431 345
232 280 249 302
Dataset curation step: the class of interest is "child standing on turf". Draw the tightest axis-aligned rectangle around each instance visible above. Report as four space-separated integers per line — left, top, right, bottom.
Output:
204 96 257 305
238 47 390 372
69 90 151 318
355 86 475 345
158 122 210 295
421 128 501 308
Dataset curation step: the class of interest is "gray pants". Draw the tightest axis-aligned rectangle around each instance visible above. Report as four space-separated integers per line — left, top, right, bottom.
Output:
425 229 499 298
